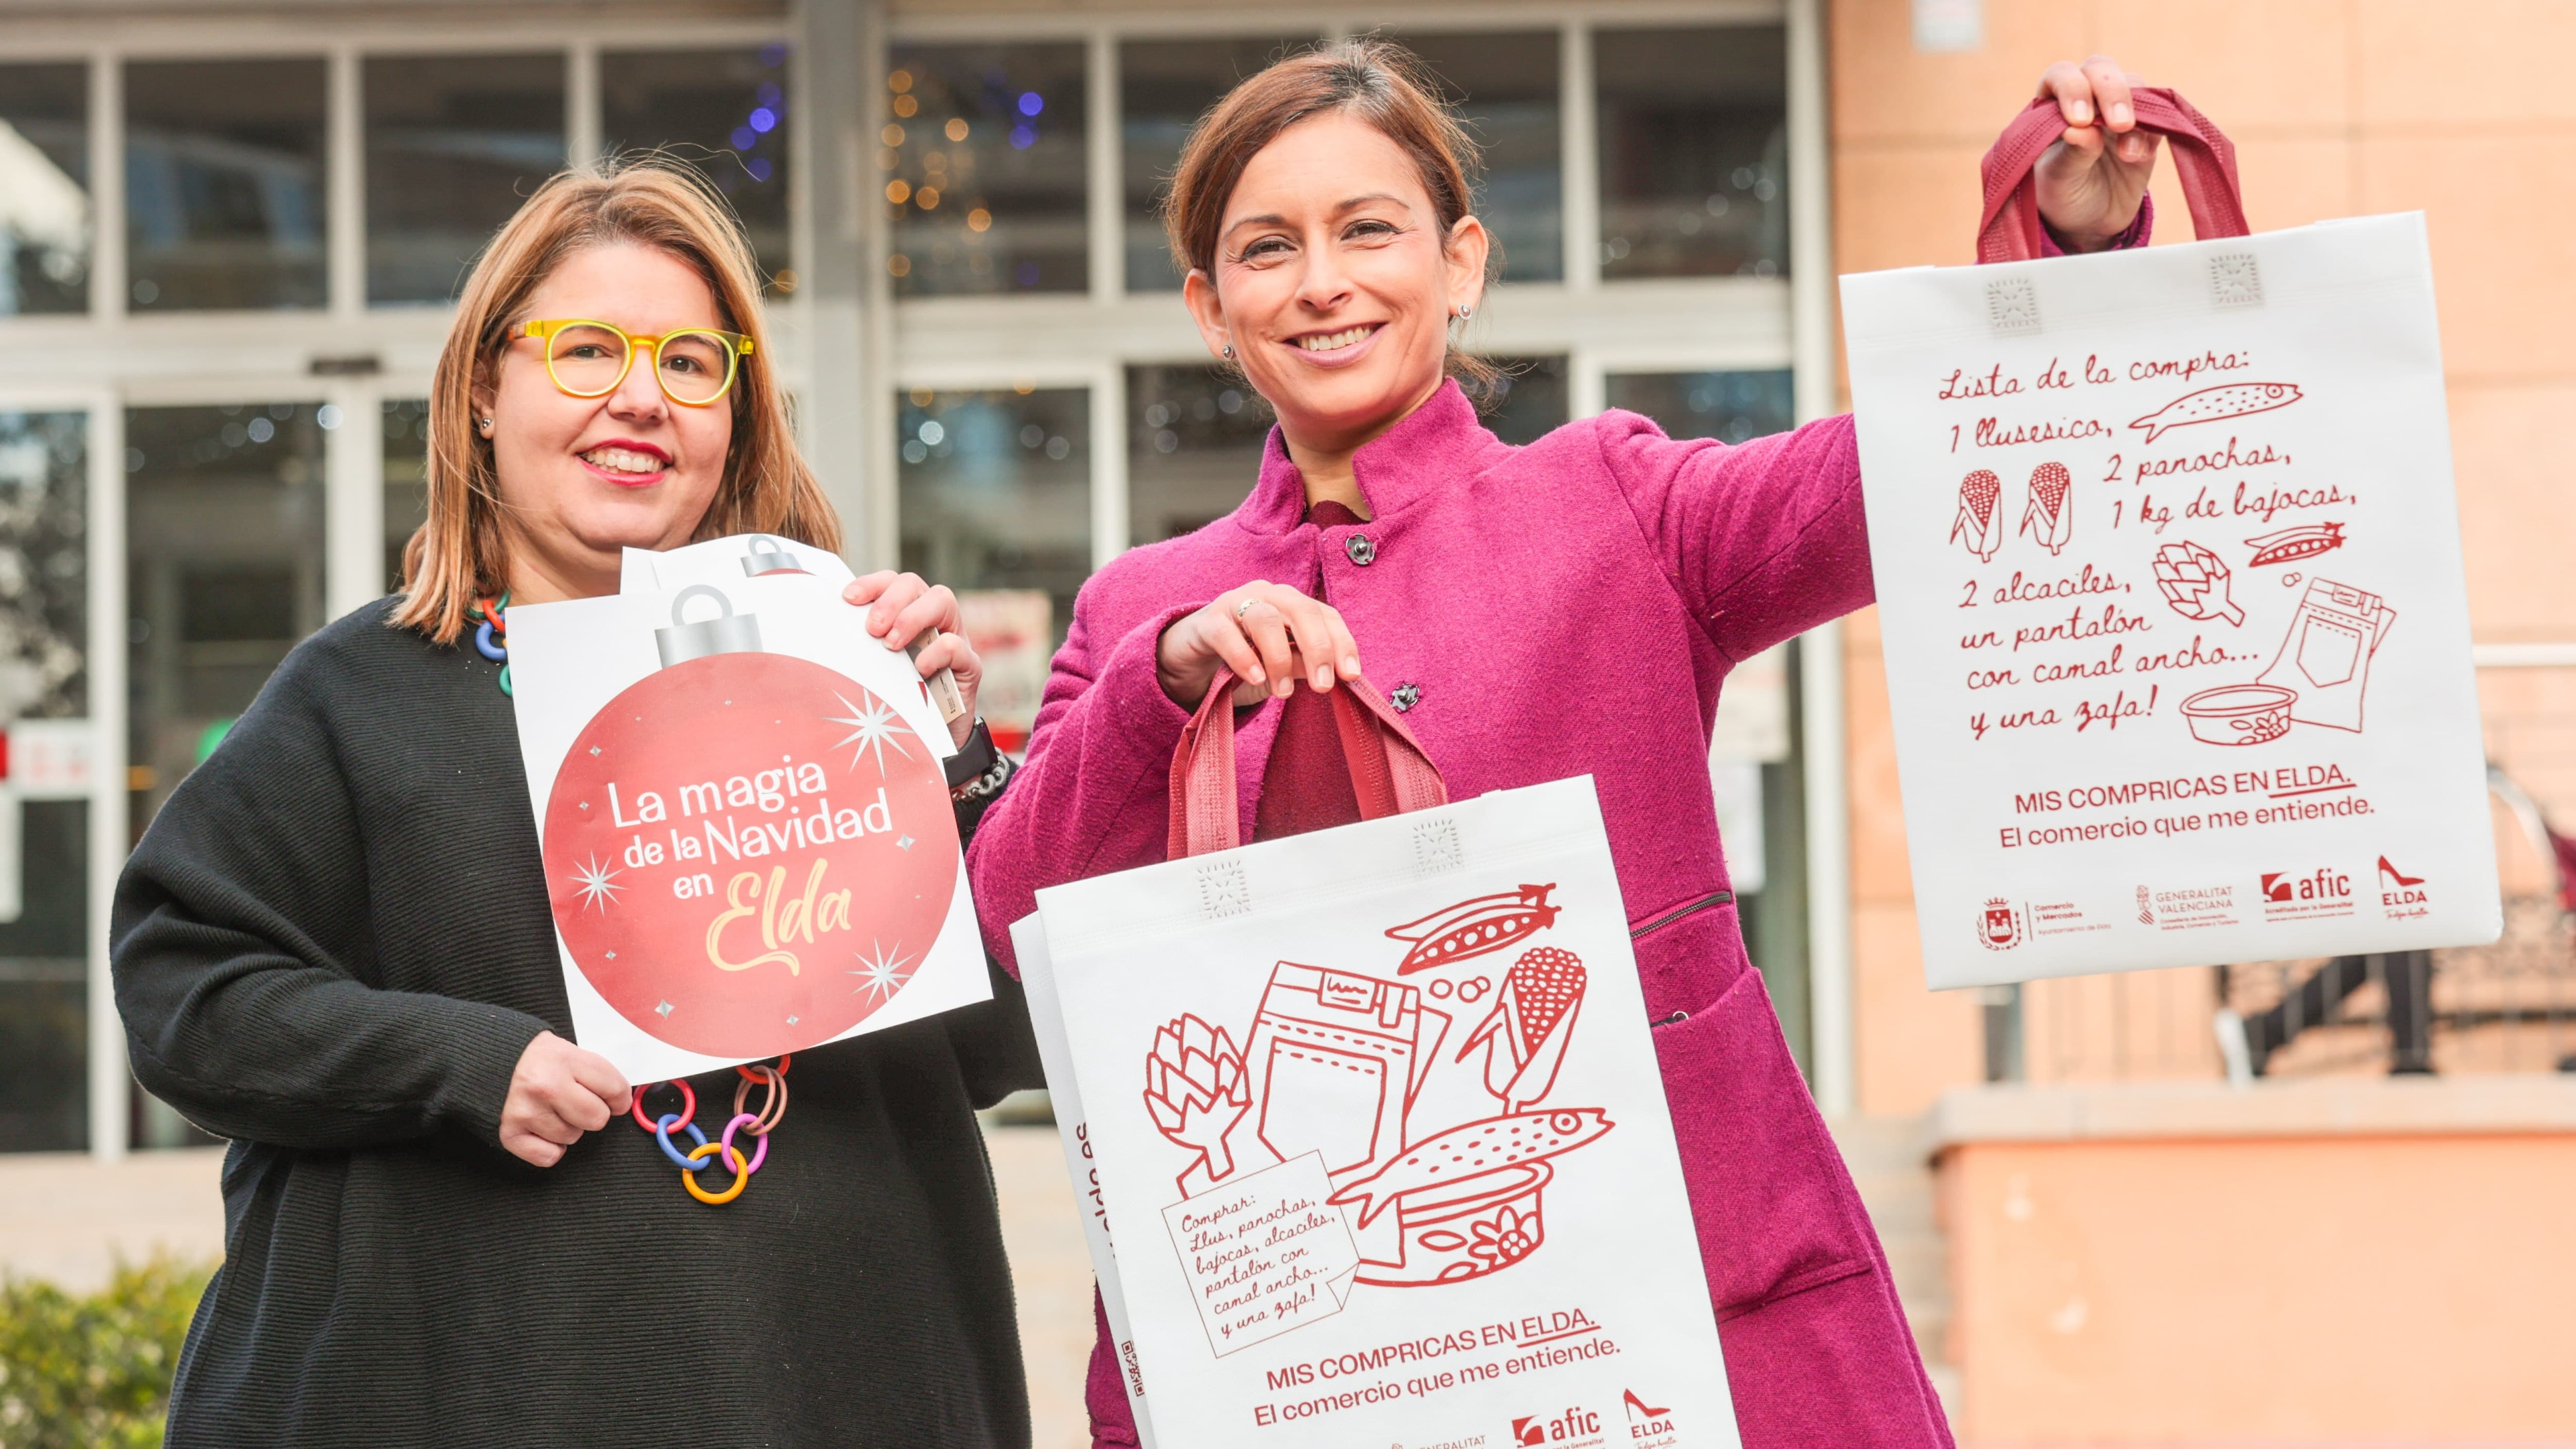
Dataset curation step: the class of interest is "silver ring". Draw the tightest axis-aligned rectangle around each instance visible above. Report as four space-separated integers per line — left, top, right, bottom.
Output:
1234 598 1258 619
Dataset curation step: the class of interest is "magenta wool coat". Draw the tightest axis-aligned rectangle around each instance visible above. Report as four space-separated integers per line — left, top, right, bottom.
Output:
966 379 1951 1447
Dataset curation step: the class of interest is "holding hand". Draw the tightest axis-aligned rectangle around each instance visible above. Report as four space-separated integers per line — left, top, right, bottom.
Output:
842 570 985 747
2032 56 2161 252
500 1030 629 1167
1158 582 1362 711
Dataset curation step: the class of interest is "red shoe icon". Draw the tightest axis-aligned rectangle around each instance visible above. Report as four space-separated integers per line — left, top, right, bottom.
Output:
2378 856 2425 888
1625 1389 1671 1420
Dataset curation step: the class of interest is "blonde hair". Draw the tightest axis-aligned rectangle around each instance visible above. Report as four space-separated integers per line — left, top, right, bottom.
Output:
394 158 839 644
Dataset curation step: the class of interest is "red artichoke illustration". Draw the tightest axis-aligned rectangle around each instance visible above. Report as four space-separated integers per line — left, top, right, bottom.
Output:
2152 541 2246 626
1142 1014 1251 1187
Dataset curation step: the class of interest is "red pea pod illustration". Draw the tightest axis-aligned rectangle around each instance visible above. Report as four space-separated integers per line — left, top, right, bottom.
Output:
2244 523 2345 567
2129 382 2303 444
1952 469 2004 563
2019 461 2073 556
1384 884 1560 975
2153 541 2246 626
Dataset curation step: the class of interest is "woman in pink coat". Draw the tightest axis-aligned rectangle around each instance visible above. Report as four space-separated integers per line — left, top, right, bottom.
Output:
971 43 2161 1448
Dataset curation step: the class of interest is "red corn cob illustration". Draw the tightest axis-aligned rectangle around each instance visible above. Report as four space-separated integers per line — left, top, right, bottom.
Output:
2152 541 2246 626
2244 523 2345 567
1385 884 1560 975
1459 947 1588 1110
2129 383 2303 444
2019 461 2073 557
1952 469 2004 562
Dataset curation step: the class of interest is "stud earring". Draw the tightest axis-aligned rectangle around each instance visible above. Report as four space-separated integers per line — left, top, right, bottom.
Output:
477 417 494 434
1456 305 1474 321
1221 344 1236 360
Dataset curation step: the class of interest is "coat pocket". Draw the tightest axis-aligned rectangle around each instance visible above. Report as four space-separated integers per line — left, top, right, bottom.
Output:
1651 969 1877 1320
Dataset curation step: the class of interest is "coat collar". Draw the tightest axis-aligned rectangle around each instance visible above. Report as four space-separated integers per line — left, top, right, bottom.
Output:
1234 380 1503 535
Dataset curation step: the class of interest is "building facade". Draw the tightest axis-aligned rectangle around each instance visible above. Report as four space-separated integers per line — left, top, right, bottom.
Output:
0 0 1841 1157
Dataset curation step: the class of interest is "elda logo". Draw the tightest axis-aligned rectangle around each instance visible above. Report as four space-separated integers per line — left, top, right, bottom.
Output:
2379 855 2429 906
1978 897 2024 950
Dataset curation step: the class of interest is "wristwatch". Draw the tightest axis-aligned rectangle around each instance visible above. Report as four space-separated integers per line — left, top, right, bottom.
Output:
945 718 1009 802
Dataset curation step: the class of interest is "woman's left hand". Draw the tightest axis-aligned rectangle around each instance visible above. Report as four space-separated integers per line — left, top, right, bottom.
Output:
843 570 982 748
2031 55 2162 253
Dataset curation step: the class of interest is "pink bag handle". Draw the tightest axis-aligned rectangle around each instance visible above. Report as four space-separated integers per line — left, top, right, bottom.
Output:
1977 87 2248 264
1167 672 1448 861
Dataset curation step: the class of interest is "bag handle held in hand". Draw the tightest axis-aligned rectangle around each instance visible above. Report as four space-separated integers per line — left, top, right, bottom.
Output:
1978 87 2247 264
1167 673 1448 861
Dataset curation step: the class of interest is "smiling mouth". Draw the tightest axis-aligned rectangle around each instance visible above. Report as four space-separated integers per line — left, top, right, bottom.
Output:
579 445 669 480
1294 324 1382 353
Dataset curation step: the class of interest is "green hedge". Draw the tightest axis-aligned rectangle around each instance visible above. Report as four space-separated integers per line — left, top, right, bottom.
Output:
0 1259 210 1449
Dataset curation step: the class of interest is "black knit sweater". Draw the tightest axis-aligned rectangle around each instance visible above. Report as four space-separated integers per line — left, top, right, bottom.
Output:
111 598 1042 1448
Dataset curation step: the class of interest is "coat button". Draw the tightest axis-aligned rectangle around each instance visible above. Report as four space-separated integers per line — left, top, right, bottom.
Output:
1391 682 1421 712
1344 534 1377 566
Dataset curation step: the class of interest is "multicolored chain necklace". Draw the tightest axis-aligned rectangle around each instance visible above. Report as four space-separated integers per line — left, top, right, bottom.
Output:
628 1057 791 1205
467 592 512 695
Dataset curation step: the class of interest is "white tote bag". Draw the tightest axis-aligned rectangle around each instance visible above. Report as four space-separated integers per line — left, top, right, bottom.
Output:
1840 91 2499 989
1028 673 1736 1449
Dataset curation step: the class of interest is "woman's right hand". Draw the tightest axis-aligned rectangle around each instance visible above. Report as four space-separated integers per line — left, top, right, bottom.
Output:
499 1030 631 1167
1157 581 1362 711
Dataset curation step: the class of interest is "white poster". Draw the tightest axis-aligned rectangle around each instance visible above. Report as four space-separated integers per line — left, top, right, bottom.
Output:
1035 777 1731 1449
506 568 987 1083
1841 213 2500 989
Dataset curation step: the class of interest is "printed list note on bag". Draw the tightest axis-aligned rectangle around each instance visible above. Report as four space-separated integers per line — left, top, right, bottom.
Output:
1161 1152 1360 1355
1842 215 2499 989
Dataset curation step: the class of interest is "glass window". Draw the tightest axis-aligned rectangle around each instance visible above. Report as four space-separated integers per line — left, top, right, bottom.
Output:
898 387 1088 644
1477 356 1569 445
1118 38 1315 293
0 801 90 1153
0 63 91 316
125 59 329 311
0 411 89 717
601 46 793 293
1595 26 1787 280
1128 364 1270 545
366 54 567 306
1394 32 1561 284
1605 368 1794 443
125 404 327 832
383 398 430 590
884 44 1088 297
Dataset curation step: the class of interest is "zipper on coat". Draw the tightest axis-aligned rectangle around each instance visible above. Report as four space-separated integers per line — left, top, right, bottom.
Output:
1628 889 1734 941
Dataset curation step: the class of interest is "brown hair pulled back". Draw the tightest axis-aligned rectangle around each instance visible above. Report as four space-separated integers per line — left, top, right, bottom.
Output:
392 157 839 645
1164 38 1495 387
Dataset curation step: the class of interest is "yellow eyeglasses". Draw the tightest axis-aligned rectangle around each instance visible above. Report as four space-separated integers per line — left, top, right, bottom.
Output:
515 318 755 407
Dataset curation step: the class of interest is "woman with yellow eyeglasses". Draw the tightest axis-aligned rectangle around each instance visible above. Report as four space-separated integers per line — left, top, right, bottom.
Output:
110 161 1042 1447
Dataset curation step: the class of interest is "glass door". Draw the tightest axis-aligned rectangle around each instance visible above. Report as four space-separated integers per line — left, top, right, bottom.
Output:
0 400 106 1150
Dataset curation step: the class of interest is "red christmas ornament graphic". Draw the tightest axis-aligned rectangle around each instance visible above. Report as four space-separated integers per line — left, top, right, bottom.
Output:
543 590 958 1058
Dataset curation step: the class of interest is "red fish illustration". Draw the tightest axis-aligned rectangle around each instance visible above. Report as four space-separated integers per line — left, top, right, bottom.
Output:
1384 885 1560 974
2020 461 2073 556
1328 1108 1614 1226
1951 469 2004 562
2129 383 2302 444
